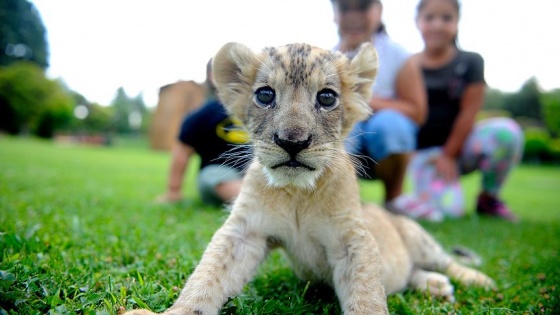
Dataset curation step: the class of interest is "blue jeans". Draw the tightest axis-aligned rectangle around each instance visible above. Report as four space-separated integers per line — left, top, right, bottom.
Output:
345 109 418 179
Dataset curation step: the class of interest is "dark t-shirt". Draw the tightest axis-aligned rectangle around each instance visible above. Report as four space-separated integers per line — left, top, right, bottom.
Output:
178 99 250 170
417 50 485 149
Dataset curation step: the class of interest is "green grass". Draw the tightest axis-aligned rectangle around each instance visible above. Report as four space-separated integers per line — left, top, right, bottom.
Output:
1 136 559 315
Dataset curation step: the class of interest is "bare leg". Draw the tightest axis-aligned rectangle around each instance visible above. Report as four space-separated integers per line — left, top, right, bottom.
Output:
156 143 195 204
215 180 243 204
375 153 409 202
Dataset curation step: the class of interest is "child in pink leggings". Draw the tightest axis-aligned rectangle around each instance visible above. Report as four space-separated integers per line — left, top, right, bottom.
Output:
408 118 523 220
400 0 524 221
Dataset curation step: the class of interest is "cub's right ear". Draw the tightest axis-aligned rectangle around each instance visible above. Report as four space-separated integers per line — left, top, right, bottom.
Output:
212 42 257 122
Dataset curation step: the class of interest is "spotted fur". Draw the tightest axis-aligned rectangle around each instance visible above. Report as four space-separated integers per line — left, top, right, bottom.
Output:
123 42 494 315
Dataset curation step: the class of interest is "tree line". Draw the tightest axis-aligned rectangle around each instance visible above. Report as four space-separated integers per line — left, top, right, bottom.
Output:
0 61 149 139
482 78 560 162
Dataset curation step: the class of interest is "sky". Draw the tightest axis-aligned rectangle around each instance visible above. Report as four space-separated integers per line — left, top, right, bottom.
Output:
31 0 560 107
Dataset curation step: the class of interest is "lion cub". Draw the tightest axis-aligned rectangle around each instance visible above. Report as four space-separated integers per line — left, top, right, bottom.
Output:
124 42 494 315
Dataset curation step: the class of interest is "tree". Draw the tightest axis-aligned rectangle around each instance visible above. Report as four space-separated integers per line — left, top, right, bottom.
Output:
83 104 114 133
0 0 49 69
504 77 543 121
110 87 147 134
59 90 115 137
541 89 560 136
0 62 73 137
68 102 114 134
483 88 506 110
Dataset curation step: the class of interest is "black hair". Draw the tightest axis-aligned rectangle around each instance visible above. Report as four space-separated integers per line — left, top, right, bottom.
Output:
205 58 217 99
416 0 460 46
417 0 460 13
330 0 387 34
377 23 386 34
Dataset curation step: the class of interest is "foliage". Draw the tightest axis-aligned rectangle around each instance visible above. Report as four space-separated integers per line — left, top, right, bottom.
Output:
503 78 543 121
482 88 506 111
483 78 543 122
0 0 49 69
522 127 560 163
1 137 559 314
0 62 73 137
476 109 511 121
65 90 115 135
111 87 149 134
81 103 114 134
541 89 560 136
63 88 153 137
483 79 560 163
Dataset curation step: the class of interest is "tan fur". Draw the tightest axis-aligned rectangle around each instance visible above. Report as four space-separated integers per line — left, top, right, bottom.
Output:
123 42 494 315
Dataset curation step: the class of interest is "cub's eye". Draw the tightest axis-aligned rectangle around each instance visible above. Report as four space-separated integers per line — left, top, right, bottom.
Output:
316 89 338 110
254 86 275 108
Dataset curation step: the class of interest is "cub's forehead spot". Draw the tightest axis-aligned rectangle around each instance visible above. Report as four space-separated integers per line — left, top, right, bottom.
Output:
257 44 342 89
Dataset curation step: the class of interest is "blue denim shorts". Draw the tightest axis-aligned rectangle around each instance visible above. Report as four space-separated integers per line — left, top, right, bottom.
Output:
197 164 243 206
345 109 418 178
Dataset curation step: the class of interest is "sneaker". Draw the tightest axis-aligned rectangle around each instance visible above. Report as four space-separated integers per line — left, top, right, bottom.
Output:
476 193 518 222
385 194 443 222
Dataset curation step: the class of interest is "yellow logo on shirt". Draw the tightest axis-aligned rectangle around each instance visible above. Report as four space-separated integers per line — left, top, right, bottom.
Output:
216 117 249 144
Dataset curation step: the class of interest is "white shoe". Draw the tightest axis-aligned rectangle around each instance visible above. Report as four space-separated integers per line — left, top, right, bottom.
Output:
385 194 443 222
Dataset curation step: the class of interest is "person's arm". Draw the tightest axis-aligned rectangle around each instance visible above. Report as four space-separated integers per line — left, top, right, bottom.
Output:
436 82 485 181
442 83 485 158
369 57 427 124
158 142 195 203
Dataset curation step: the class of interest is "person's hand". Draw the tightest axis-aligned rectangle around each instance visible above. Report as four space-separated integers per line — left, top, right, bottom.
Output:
369 97 387 111
434 153 458 182
155 190 183 204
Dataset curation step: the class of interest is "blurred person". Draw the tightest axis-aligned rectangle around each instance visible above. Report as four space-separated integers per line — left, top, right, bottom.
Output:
405 0 523 221
157 60 250 206
331 0 434 217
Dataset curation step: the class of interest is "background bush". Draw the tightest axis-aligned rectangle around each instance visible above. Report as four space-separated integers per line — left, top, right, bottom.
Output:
0 62 73 138
522 127 560 163
483 81 560 164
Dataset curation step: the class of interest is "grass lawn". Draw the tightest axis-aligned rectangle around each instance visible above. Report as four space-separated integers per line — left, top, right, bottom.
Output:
1 136 559 314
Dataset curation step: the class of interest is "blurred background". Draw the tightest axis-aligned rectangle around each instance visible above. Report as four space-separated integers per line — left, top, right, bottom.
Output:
1 0 559 162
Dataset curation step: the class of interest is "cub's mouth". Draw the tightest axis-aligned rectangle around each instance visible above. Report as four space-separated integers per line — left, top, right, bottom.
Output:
271 159 315 171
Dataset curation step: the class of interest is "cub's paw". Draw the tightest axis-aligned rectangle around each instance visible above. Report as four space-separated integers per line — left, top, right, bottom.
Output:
410 270 456 302
121 310 158 315
447 262 496 290
460 269 496 289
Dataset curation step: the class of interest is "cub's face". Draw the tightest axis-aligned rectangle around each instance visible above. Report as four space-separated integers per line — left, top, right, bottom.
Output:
213 42 377 189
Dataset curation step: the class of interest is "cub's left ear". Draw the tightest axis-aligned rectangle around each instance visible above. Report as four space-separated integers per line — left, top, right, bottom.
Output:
340 42 378 133
212 42 257 123
347 42 378 102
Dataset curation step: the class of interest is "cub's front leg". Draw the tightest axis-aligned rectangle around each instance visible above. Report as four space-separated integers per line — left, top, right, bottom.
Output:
124 213 268 315
328 220 389 315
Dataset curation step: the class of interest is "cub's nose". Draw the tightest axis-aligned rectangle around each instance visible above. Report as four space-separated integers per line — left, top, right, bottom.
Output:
274 134 311 158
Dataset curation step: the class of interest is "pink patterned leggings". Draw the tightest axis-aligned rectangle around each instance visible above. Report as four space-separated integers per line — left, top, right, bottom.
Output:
408 117 524 217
